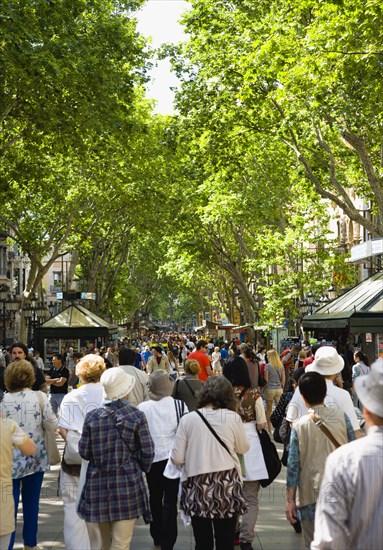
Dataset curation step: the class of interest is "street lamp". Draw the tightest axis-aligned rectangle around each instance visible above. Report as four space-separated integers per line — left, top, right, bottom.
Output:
300 290 333 317
23 295 48 349
300 291 320 316
48 301 56 317
0 293 19 347
319 294 331 305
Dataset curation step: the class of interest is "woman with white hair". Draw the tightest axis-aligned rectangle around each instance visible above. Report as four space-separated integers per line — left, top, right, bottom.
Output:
58 354 106 550
78 367 155 550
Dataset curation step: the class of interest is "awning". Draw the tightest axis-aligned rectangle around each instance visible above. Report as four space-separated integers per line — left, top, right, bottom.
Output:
37 304 117 338
302 272 383 332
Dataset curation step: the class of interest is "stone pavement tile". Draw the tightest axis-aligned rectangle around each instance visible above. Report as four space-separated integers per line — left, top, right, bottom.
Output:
13 439 305 550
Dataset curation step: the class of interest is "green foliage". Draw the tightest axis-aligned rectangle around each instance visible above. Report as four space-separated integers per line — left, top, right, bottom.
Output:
172 0 383 236
0 0 373 334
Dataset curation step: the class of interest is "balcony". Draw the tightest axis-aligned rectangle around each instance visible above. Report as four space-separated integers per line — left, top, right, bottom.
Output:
0 276 11 293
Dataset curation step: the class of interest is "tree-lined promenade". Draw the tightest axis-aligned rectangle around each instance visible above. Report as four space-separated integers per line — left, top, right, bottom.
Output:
1 0 382 335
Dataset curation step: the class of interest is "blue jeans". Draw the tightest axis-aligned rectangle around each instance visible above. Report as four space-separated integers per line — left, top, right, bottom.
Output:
49 393 65 414
9 471 44 549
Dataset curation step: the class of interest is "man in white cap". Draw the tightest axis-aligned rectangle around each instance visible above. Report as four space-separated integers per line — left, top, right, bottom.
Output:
311 358 383 549
286 346 360 435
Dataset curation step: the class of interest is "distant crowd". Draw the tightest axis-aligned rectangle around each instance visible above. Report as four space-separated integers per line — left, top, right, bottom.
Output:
0 336 382 550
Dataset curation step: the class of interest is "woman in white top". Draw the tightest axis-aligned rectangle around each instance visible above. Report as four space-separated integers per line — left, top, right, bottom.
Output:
212 347 222 374
58 354 105 550
171 375 249 550
0 360 58 550
138 370 188 549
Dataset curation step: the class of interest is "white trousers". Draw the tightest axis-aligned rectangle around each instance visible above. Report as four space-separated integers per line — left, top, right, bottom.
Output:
0 534 11 550
60 470 99 550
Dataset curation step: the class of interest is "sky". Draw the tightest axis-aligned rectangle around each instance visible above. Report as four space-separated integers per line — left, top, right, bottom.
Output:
135 0 189 114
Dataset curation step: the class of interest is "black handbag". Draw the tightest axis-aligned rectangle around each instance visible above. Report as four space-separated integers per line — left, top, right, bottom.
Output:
258 373 267 387
273 426 283 444
257 429 282 488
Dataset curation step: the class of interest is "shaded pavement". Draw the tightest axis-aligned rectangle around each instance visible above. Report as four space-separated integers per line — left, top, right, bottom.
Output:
14 437 304 550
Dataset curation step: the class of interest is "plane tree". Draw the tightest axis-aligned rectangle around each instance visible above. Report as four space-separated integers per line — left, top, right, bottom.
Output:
170 0 383 237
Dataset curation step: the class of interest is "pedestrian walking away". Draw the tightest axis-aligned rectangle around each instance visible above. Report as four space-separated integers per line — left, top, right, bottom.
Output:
0 360 58 550
77 367 155 550
138 370 188 549
58 354 106 550
311 358 383 550
170 375 250 550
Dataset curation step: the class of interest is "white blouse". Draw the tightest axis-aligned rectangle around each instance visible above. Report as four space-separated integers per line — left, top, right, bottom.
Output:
138 396 188 462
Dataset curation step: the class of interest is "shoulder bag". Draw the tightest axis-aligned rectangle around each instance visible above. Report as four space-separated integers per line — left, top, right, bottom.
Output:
183 378 197 398
195 409 246 476
163 399 186 479
257 428 282 488
309 413 341 448
35 391 61 466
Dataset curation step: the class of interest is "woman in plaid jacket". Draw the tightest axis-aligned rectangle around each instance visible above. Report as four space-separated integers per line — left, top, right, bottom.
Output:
77 367 155 550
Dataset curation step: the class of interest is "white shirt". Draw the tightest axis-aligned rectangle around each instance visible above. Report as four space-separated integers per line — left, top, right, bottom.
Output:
36 356 45 370
138 396 188 462
286 379 360 431
311 425 383 549
59 382 104 431
119 364 149 407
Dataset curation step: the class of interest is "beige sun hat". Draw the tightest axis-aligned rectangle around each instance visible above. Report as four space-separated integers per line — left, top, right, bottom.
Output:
101 367 135 400
306 345 344 375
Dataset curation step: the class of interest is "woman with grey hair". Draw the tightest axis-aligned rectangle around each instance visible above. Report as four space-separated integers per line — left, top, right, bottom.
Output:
171 375 249 550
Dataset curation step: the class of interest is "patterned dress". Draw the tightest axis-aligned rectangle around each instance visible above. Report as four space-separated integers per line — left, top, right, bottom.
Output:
181 468 246 518
179 404 247 518
0 389 57 477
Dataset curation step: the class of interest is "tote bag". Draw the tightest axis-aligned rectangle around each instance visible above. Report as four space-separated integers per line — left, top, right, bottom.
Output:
257 429 282 488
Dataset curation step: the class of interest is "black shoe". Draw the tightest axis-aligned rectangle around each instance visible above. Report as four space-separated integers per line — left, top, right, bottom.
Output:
240 542 254 550
292 520 302 533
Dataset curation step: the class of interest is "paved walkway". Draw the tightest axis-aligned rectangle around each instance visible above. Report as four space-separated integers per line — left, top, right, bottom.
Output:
14 438 305 550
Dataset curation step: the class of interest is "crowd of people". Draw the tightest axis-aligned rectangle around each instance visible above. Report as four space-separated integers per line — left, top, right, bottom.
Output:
0 335 382 550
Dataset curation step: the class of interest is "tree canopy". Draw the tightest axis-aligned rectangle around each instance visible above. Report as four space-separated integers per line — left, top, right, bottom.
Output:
2 0 377 334
171 0 383 237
